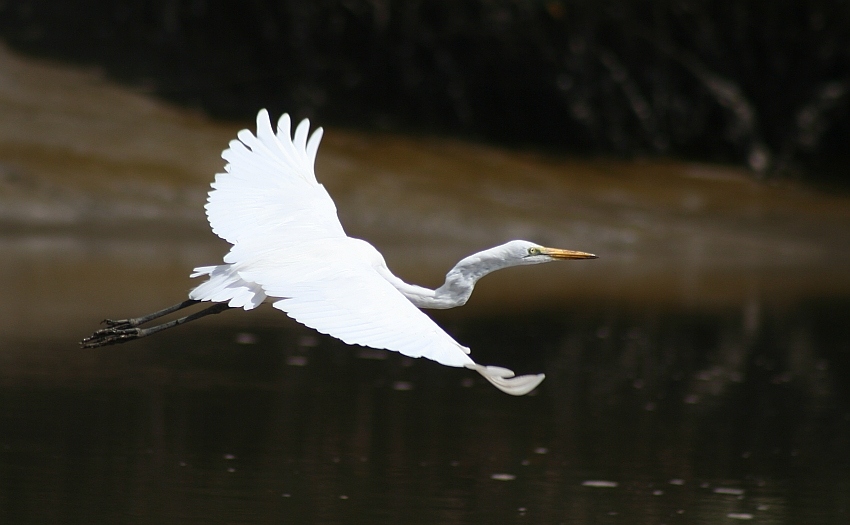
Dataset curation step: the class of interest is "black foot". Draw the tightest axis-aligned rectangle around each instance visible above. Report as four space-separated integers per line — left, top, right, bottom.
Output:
80 326 143 348
80 300 224 348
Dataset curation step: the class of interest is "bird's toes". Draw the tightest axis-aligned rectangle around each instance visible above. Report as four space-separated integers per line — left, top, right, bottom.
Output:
80 327 142 348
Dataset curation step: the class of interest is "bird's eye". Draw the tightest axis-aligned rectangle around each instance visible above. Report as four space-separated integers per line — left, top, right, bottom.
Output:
528 247 541 256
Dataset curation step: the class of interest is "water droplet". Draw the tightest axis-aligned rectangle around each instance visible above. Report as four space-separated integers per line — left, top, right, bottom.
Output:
714 487 745 496
582 480 618 488
727 513 753 520
286 355 308 366
298 335 319 347
491 473 516 481
234 332 257 344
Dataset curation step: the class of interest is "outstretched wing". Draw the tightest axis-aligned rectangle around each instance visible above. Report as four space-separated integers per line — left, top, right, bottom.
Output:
204 109 345 245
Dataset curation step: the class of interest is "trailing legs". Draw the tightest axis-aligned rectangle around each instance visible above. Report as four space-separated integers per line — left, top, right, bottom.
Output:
80 299 230 348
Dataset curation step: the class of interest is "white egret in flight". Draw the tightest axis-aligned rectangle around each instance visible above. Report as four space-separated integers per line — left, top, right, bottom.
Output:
81 110 596 395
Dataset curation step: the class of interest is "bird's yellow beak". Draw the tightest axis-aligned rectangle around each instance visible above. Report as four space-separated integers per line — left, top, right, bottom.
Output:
540 247 597 259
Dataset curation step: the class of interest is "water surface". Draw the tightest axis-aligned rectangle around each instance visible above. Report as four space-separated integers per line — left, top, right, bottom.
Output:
1 45 849 524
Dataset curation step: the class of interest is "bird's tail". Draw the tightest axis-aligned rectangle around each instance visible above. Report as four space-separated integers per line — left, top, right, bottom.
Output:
189 264 267 310
470 364 545 396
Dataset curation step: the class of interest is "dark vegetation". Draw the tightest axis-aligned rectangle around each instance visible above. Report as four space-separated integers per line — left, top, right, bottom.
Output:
1 1 848 179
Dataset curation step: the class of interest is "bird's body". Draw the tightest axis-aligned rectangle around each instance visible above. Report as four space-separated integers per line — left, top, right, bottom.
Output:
81 110 596 395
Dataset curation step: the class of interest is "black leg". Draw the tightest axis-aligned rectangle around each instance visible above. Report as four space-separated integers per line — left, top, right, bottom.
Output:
101 299 200 329
80 301 230 348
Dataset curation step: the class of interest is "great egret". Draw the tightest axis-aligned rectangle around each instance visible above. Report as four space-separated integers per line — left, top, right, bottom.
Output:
81 110 596 395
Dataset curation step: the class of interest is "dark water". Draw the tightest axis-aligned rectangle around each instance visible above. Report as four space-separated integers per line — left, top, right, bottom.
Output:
2 301 848 524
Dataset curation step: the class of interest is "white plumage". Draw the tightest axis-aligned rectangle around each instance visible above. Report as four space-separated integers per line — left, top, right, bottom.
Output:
191 110 478 366
83 109 597 396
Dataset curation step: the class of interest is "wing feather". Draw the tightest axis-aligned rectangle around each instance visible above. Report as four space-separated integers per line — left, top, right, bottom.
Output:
305 128 324 168
205 109 344 245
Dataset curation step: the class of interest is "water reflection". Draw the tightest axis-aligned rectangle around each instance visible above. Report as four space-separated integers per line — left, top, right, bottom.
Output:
2 300 848 523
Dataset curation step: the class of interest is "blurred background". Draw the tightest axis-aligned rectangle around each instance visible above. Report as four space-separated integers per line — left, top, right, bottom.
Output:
3 1 850 178
1 2 849 523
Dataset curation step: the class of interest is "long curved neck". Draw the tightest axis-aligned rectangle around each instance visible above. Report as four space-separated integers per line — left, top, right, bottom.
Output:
377 246 516 309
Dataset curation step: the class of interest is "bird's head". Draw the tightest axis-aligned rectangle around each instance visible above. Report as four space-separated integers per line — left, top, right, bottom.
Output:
502 240 597 266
